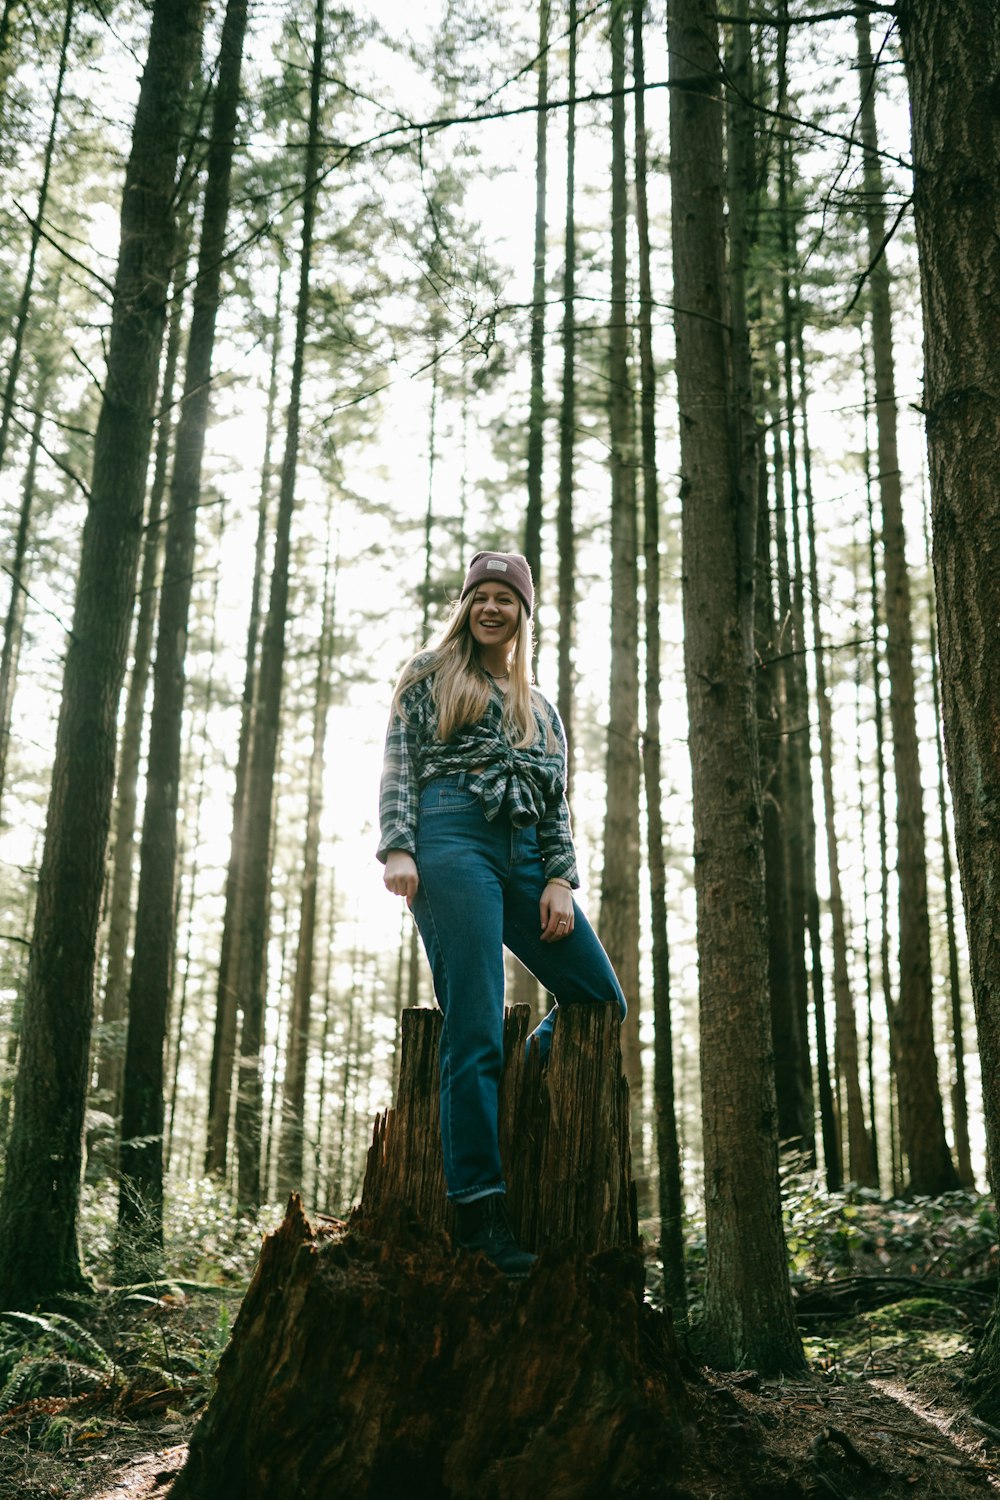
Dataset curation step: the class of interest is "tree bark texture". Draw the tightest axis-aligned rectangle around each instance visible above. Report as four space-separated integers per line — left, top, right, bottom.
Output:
600 0 643 1169
668 0 803 1374
172 1002 677 1500
897 0 1000 1413
857 8 956 1195
203 273 281 1177
170 1194 685 1500
118 0 249 1254
634 0 684 1313
97 225 188 1112
234 0 325 1210
362 1003 637 1255
0 0 203 1309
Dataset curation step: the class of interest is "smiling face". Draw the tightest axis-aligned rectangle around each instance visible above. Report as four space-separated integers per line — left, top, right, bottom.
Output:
468 582 521 658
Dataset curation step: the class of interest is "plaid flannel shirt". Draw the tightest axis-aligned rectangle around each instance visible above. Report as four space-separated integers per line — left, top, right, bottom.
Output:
377 668 580 887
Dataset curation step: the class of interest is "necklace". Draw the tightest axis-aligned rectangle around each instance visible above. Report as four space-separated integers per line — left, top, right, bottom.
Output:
486 670 509 681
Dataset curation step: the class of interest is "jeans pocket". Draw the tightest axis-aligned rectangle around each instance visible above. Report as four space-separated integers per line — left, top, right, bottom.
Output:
421 782 479 815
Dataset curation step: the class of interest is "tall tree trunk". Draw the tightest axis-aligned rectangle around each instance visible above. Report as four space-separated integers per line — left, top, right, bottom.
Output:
633 0 683 1313
276 532 337 1195
523 0 549 596
600 0 642 1174
766 357 815 1162
897 0 1000 1410
801 356 877 1186
0 365 49 819
234 0 325 1211
117 0 249 1258
0 0 204 1309
774 84 838 1184
857 8 956 1195
555 0 577 794
167 514 224 1172
204 270 281 1175
923 505 974 1187
668 0 802 1374
0 0 73 479
861 336 897 1190
96 218 192 1111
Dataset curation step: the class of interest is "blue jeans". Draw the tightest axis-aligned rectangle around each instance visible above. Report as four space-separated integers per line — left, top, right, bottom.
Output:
411 773 627 1201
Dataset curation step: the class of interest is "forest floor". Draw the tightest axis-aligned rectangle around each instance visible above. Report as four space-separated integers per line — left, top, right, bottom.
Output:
0 1180 996 1499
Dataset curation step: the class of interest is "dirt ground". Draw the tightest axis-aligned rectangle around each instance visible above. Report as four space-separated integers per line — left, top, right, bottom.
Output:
1 1352 997 1500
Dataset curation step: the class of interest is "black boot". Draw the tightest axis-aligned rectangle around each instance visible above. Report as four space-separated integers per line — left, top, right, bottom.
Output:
452 1194 537 1279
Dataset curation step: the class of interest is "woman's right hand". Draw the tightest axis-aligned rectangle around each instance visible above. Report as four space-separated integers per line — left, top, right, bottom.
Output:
384 850 419 906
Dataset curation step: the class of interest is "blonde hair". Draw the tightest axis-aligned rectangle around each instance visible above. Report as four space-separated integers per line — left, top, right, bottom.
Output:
391 592 555 750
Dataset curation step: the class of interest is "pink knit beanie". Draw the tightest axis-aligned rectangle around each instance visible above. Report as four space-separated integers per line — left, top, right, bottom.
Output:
460 551 534 616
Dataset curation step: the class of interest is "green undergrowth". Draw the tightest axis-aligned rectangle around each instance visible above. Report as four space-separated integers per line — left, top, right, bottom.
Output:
0 1179 288 1497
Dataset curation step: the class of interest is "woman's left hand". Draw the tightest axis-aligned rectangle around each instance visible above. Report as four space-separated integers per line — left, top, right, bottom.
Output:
540 881 574 943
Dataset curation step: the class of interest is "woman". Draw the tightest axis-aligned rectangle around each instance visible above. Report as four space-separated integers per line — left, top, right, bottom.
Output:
378 550 627 1277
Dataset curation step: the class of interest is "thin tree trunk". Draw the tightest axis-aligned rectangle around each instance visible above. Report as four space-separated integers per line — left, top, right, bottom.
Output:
766 357 815 1162
774 85 838 1184
0 0 73 479
857 8 956 1195
555 0 577 794
166 507 225 1172
801 357 877 1186
276 533 337 1195
668 0 802 1374
633 0 683 1312
97 218 191 1110
204 271 282 1175
234 0 326 1211
523 0 549 596
600 0 642 1174
118 0 249 1258
0 0 204 1309
0 373 47 819
922 505 974 1187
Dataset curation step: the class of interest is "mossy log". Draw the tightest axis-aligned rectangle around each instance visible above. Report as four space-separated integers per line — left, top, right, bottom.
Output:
171 1003 685 1500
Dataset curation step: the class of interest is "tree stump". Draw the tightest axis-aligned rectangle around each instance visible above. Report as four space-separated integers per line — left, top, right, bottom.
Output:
361 1002 638 1252
171 1004 687 1500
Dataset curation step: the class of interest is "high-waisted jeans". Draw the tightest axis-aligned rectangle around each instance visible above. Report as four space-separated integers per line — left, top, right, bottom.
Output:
411 773 628 1201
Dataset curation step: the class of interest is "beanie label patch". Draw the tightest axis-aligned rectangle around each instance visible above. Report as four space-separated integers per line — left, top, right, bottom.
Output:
486 559 508 572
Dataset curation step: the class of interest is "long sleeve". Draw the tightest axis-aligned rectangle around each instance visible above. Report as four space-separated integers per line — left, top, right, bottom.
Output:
376 704 421 863
535 705 580 887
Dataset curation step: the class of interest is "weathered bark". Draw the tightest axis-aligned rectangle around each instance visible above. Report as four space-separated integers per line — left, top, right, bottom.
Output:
118 0 249 1258
0 0 204 1308
600 0 642 1174
857 8 956 1195
896 0 1000 1413
668 0 803 1373
555 0 577 792
363 1004 636 1252
234 0 325 1209
522 0 548 597
171 1002 675 1500
203 272 281 1176
634 0 684 1314
171 1205 684 1500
